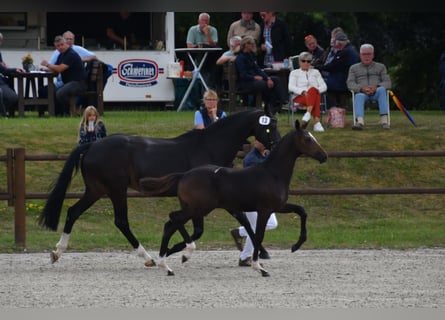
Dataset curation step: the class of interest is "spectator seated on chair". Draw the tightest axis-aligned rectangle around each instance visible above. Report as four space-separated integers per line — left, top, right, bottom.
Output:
316 31 359 110
347 43 392 130
39 35 87 117
235 35 286 115
288 51 327 132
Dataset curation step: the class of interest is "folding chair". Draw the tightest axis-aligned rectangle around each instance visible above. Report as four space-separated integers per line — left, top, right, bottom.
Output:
288 91 327 124
351 89 390 126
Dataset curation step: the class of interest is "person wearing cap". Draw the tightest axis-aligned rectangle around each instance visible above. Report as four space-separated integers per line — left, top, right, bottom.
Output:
347 43 392 130
316 31 359 109
322 27 344 67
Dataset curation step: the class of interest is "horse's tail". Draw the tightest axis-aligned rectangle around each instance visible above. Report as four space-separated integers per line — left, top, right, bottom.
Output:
38 143 93 231
139 173 184 197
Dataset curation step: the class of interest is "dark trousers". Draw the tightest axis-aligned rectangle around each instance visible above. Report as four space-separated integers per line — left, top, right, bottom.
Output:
237 75 285 113
39 81 87 116
326 90 350 109
0 81 18 117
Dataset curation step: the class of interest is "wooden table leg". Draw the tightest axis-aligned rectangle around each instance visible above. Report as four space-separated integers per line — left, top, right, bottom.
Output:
47 77 55 116
16 77 25 117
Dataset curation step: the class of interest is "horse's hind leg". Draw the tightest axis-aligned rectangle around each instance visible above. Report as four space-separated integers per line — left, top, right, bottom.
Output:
277 203 307 252
158 215 186 276
166 217 204 257
51 192 99 263
109 191 156 267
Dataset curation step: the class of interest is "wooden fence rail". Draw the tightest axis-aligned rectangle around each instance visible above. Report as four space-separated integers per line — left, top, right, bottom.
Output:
1 148 445 247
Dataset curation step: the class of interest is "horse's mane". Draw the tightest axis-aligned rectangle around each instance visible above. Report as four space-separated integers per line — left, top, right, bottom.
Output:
98 110 265 143
173 108 264 141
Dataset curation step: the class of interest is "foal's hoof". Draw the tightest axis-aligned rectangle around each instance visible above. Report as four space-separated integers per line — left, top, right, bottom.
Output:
260 269 270 277
167 270 175 276
50 251 59 264
144 259 156 267
291 241 304 252
181 255 189 263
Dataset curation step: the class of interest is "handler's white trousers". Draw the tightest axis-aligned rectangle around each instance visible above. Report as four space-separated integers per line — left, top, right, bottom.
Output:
238 211 278 260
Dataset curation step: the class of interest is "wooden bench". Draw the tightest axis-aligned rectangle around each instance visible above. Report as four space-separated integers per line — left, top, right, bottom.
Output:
70 59 105 116
217 61 262 112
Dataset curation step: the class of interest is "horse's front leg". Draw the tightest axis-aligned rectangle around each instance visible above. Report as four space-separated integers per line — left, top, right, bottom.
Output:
164 210 196 265
230 211 269 256
252 211 270 277
158 218 179 276
109 191 156 267
277 203 307 252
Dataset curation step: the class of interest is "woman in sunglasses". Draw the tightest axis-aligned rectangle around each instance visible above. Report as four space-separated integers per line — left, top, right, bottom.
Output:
288 51 327 132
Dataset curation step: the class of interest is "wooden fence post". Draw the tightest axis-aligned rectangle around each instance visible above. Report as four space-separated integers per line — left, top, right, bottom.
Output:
13 148 26 248
6 148 14 207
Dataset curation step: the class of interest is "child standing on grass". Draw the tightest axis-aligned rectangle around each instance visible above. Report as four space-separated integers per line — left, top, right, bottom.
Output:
78 105 107 146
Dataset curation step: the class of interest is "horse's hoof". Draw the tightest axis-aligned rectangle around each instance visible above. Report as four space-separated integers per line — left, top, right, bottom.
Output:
181 255 189 263
260 269 270 277
144 259 156 267
291 242 304 252
50 251 59 264
167 270 175 276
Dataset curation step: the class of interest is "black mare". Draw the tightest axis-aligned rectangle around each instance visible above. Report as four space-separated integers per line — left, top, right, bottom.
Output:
139 120 328 277
38 109 280 266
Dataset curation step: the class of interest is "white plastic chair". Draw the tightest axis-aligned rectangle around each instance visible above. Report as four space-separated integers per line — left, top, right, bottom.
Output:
351 89 390 126
288 92 327 124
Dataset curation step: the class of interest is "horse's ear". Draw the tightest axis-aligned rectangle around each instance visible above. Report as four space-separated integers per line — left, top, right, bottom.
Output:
264 105 272 117
294 120 301 129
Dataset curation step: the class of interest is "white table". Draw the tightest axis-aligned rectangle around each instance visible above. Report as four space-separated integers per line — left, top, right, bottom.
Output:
174 47 222 111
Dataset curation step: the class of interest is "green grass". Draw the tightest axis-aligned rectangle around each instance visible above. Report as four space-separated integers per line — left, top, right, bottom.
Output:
0 108 444 253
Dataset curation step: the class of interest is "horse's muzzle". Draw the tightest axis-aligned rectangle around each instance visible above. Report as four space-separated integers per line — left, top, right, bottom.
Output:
317 152 328 163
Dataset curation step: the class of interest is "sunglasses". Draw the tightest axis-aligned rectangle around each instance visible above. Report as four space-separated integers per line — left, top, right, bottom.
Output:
300 60 311 63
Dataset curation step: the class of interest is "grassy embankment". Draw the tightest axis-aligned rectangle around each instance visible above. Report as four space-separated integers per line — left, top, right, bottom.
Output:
0 108 444 253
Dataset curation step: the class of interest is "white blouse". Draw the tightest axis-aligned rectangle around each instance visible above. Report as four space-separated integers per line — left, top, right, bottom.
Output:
288 68 327 96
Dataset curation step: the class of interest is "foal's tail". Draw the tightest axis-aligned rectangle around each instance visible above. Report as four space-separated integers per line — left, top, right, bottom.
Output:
139 173 184 197
38 143 93 231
